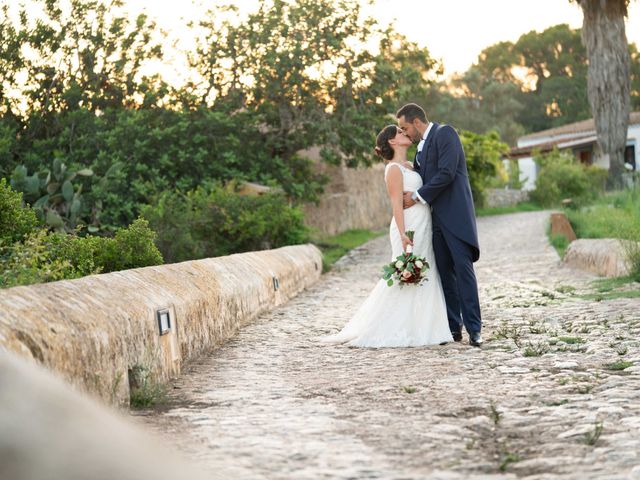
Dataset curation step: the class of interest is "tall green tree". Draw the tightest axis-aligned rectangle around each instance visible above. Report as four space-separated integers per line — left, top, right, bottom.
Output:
576 0 632 188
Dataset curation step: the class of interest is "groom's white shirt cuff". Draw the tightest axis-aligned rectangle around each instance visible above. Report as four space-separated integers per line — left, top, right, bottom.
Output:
413 123 432 206
412 190 427 205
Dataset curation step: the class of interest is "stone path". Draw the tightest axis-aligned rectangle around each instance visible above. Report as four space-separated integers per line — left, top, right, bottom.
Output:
135 211 640 480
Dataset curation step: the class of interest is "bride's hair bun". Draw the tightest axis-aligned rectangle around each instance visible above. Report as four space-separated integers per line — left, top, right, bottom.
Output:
375 125 398 161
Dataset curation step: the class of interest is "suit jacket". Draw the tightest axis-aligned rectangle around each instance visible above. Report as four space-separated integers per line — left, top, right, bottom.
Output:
414 122 480 261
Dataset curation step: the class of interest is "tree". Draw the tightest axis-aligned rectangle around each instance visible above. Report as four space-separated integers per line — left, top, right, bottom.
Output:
576 0 632 188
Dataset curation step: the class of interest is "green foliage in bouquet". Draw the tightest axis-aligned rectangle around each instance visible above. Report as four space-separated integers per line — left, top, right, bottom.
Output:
382 231 430 287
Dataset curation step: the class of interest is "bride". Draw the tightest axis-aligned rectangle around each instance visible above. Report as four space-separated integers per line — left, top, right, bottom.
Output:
321 125 452 347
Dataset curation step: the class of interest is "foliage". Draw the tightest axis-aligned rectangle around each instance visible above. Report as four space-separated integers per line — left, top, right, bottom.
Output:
0 178 39 246
141 184 309 263
4 0 637 245
1 0 164 119
549 232 571 259
95 218 164 272
0 229 84 288
530 149 606 207
128 364 167 409
0 213 163 289
459 130 510 207
10 160 95 232
565 189 640 280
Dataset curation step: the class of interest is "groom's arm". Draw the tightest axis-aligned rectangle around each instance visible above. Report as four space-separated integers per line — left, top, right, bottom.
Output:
415 125 461 204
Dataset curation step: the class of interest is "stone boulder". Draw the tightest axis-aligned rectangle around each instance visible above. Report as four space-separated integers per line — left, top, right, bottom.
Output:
563 238 636 277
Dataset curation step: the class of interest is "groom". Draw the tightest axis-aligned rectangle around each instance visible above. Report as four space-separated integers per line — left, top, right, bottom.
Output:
396 103 483 347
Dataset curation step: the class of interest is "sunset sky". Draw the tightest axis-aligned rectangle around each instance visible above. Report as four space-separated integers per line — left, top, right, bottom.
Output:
122 0 640 77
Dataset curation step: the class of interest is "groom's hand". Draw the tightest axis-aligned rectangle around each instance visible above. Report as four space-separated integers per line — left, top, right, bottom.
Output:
403 191 416 209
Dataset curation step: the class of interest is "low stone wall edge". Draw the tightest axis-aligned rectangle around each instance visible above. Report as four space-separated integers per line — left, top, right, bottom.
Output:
0 243 323 406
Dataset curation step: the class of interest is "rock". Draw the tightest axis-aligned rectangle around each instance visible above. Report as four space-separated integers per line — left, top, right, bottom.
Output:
564 238 637 277
550 212 577 242
553 361 579 369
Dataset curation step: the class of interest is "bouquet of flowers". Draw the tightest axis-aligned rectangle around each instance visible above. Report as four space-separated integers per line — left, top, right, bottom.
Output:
382 231 430 287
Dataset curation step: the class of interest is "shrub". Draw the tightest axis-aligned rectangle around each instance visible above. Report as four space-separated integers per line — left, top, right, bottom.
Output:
96 218 164 272
459 130 509 208
530 149 605 207
142 184 309 263
0 178 39 246
0 219 163 289
0 230 81 288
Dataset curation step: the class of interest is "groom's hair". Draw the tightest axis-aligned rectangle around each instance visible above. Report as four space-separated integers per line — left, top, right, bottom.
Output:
396 103 428 124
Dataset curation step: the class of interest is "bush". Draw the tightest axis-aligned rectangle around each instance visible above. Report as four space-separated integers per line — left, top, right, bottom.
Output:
96 218 164 272
530 149 606 207
0 218 163 289
142 184 309 263
0 178 39 246
459 130 509 208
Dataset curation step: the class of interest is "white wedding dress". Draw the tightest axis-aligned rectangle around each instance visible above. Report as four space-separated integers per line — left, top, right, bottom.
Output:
321 162 452 347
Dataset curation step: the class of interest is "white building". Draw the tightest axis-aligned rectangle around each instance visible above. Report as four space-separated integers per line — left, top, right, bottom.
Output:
509 112 640 190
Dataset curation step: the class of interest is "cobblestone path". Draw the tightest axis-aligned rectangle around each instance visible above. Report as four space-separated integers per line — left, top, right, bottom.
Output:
136 211 640 480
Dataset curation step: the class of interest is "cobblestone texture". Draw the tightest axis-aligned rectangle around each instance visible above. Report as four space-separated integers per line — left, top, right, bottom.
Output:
135 211 640 480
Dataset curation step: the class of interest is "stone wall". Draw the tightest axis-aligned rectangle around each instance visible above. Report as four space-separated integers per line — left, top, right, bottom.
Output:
302 148 391 236
0 244 322 406
485 188 530 208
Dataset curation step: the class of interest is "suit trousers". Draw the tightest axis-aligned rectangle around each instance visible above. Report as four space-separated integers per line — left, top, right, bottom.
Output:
432 221 482 335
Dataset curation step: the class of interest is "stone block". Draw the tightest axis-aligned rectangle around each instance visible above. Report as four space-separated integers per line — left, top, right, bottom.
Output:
550 212 577 242
564 238 636 277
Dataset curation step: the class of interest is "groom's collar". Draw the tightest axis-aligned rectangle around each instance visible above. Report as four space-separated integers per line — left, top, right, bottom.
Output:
422 122 432 141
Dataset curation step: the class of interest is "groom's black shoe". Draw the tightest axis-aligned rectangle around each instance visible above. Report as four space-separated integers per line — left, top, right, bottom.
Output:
469 332 483 347
452 332 463 342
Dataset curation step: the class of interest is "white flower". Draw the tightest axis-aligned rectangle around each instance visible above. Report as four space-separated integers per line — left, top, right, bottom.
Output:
415 260 423 269
395 260 404 269
402 270 412 279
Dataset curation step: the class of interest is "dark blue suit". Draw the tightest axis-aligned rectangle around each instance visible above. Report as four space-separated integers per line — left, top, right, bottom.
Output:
414 123 482 335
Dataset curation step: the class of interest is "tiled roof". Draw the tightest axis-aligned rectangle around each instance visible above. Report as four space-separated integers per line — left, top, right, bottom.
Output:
507 133 598 159
520 111 640 142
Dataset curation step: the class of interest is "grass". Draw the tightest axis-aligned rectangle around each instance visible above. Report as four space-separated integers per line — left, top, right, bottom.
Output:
557 336 585 345
592 276 638 292
499 452 521 472
128 364 167 409
566 190 640 241
523 340 550 357
577 289 640 301
313 229 386 271
475 201 542 217
604 360 633 371
549 232 570 259
565 189 640 281
584 421 604 446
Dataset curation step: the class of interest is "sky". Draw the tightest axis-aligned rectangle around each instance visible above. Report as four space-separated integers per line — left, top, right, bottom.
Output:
121 0 640 79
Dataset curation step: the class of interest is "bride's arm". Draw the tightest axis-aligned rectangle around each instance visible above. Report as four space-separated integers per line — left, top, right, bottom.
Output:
385 166 412 252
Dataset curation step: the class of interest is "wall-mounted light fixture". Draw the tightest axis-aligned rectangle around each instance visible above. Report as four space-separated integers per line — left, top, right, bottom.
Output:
156 308 171 336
